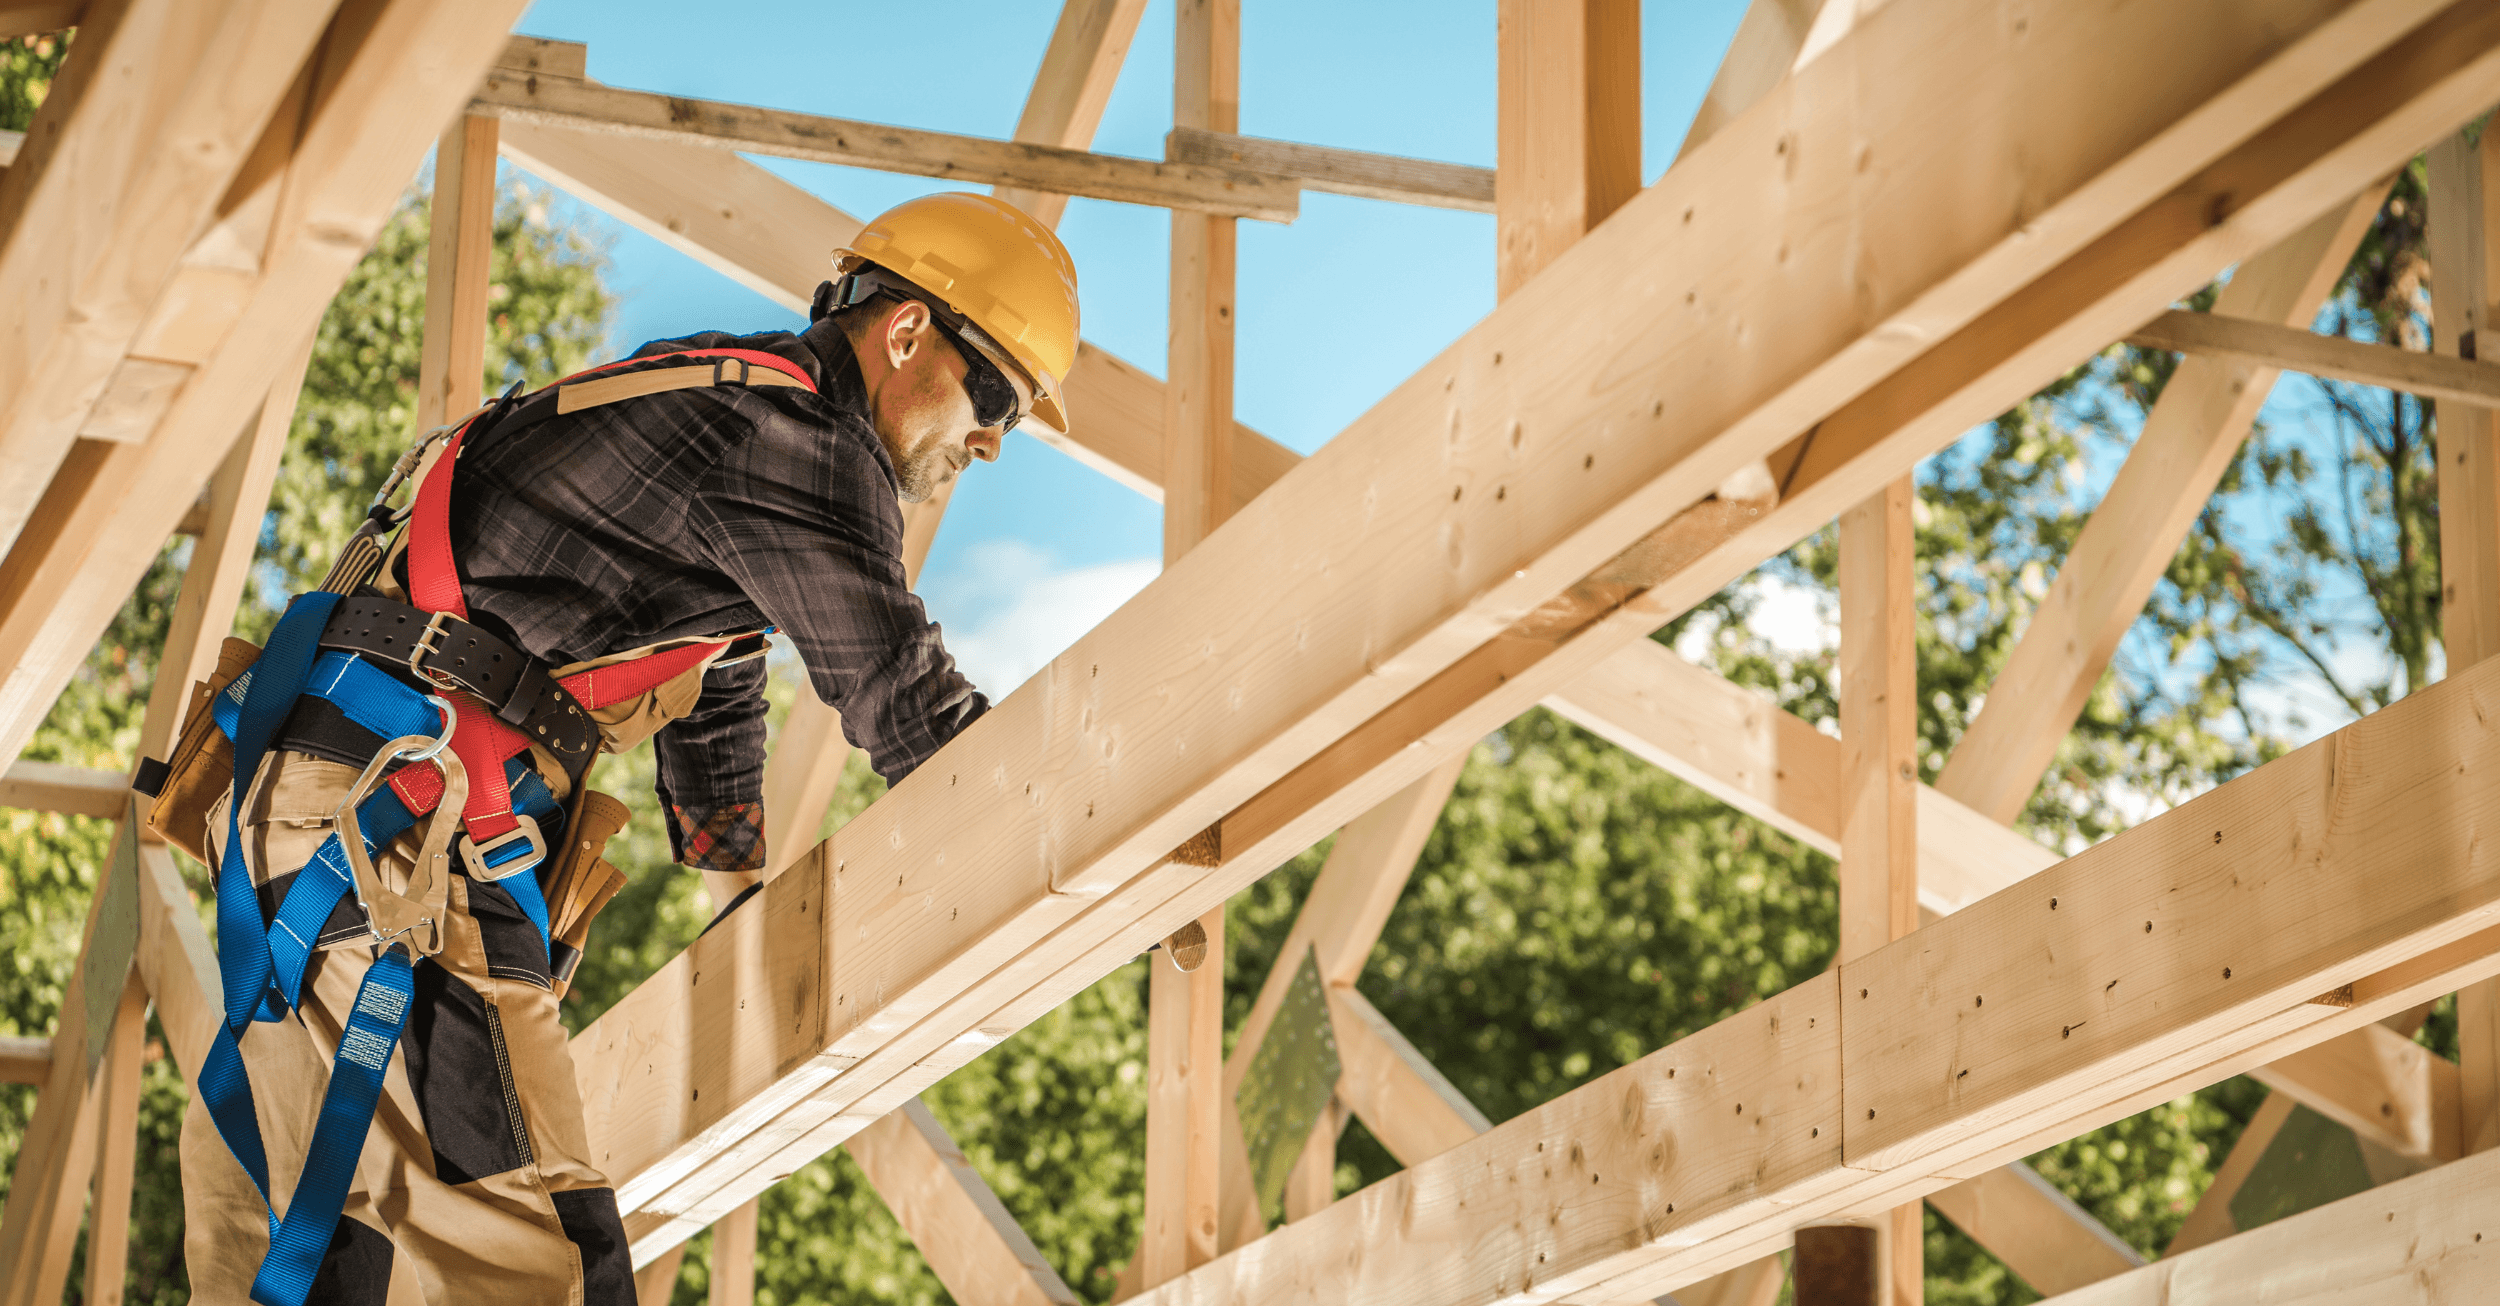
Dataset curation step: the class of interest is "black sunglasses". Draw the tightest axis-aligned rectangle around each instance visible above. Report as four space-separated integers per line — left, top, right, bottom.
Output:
821 270 1028 434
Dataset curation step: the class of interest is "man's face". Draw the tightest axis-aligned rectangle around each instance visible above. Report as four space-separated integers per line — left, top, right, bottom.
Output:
859 301 1027 503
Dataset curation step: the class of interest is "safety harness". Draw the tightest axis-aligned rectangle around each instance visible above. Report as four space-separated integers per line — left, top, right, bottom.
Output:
187 346 817 1306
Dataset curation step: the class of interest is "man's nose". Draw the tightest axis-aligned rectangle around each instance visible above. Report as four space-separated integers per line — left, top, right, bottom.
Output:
968 428 1003 462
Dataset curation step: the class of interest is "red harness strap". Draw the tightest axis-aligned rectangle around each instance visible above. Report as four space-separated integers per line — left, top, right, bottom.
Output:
403 348 816 845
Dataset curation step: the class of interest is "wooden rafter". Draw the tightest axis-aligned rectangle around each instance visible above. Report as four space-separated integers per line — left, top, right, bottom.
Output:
1164 128 1494 213
2127 308 2500 409
468 68 1299 223
572 0 2500 1264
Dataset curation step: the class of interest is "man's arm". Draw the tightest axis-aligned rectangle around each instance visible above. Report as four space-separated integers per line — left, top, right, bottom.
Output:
651 655 771 902
691 393 988 785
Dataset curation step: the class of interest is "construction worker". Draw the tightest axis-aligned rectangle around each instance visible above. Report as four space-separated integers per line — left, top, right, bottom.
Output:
161 192 1078 1304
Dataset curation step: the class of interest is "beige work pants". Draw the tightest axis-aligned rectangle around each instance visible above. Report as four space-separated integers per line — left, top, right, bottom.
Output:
180 751 633 1304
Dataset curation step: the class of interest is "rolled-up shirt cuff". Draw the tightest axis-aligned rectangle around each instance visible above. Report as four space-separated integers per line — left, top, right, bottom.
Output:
669 801 767 875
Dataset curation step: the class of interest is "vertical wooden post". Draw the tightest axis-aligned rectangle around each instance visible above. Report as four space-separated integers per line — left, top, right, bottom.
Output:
706 1197 758 1306
1824 474 1921 1306
414 113 499 436
80 971 150 1306
1495 0 1641 299
2432 123 2500 1158
1142 4 1238 1285
634 1245 689 1306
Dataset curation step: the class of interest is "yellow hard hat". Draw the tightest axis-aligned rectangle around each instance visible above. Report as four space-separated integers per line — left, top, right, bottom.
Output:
834 192 1080 434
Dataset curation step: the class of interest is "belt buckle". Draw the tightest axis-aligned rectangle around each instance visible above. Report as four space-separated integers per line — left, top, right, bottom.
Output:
407 610 458 687
459 815 546 882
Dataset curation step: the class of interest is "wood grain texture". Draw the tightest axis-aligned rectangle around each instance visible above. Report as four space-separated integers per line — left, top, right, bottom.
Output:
590 0 2496 1259
1838 476 1917 964
0 760 129 818
2040 1126 2500 1305
2129 308 2500 408
1495 0 1639 298
413 114 498 435
1325 986 1491 1165
994 0 1151 227
469 69 1295 222
1925 1163 2144 1296
1166 127 1493 213
2245 1019 2459 1161
843 1100 1081 1306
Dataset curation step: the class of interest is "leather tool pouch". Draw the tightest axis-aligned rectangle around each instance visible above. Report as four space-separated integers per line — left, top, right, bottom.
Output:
545 786 633 997
140 637 263 865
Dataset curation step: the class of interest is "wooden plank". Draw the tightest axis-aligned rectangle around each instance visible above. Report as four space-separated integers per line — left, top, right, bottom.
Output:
0 759 128 818
0 1034 47 1084
414 113 498 435
2127 307 2500 408
1676 0 1825 158
995 0 1150 227
0 0 538 770
844 1099 1083 1306
0 816 142 1306
1924 1163 2144 1297
0 0 335 558
468 69 1296 223
1934 193 2382 825
131 842 217 1084
634 1246 687 1306
1494 0 1639 298
1166 127 1493 213
1324 985 1490 1166
0 2 80 39
2161 1091 2296 1256
589 0 2497 1254
1665 1256 1786 1306
1141 1 1238 1285
2430 123 2500 1161
1835 473 1919 1304
80 969 148 1306
704 1198 754 1306
2033 1116 2500 1305
1133 644 2500 1306
2245 1019 2459 1161
1280 1095 1343 1223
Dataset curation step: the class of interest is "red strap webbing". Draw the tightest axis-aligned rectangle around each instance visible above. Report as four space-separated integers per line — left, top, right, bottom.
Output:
405 348 817 839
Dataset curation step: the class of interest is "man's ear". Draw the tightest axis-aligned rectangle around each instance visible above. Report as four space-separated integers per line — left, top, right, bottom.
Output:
883 299 932 370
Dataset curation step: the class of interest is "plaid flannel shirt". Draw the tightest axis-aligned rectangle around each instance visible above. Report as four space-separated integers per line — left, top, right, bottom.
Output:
431 318 988 872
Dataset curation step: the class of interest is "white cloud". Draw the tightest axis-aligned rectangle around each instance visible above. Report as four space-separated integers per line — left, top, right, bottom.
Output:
919 539 1160 696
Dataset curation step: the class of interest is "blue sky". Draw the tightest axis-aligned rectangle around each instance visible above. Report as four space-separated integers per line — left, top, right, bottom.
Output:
499 0 2387 752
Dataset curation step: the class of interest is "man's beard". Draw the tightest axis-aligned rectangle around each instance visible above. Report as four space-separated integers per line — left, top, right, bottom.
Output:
893 443 964 503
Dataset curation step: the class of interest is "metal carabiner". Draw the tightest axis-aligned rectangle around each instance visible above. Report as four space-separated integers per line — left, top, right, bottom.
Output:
402 694 458 764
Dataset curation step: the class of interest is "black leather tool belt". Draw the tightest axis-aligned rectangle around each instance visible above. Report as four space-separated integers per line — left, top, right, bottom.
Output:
316 595 600 786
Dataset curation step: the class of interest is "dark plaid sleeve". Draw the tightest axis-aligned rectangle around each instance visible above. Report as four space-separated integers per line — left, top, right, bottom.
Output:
653 654 770 871
689 399 988 786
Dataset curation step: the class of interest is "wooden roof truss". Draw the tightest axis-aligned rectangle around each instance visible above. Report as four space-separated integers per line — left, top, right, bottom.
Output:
6 0 2500 1302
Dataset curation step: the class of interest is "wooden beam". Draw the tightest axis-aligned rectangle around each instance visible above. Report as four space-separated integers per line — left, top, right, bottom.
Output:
1924 1163 2144 1297
703 1198 754 1306
2430 122 2500 1162
1325 985 1490 1165
2161 1091 2297 1256
843 1100 1083 1306
414 113 498 435
1494 0 1639 298
468 69 1296 224
0 0 335 559
1141 1 1238 1287
1834 473 1919 1305
80 969 148 1306
0 2 80 39
1134 645 2500 1306
995 0 1150 227
583 0 2500 1256
0 0 537 771
131 843 217 1085
0 1034 47 1084
1934 192 2384 826
1669 1256 1787 1306
1165 127 1494 213
2127 307 2500 408
1677 0 1824 158
0 814 143 1306
2246 1012 2460 1161
2030 1110 2500 1305
0 760 128 818
634 1246 687 1306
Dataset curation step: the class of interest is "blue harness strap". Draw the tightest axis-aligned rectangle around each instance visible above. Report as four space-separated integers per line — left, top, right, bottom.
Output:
197 595 562 1306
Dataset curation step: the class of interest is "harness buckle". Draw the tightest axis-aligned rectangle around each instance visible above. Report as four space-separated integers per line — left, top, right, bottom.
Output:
712 355 753 387
459 815 546 882
406 611 458 687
